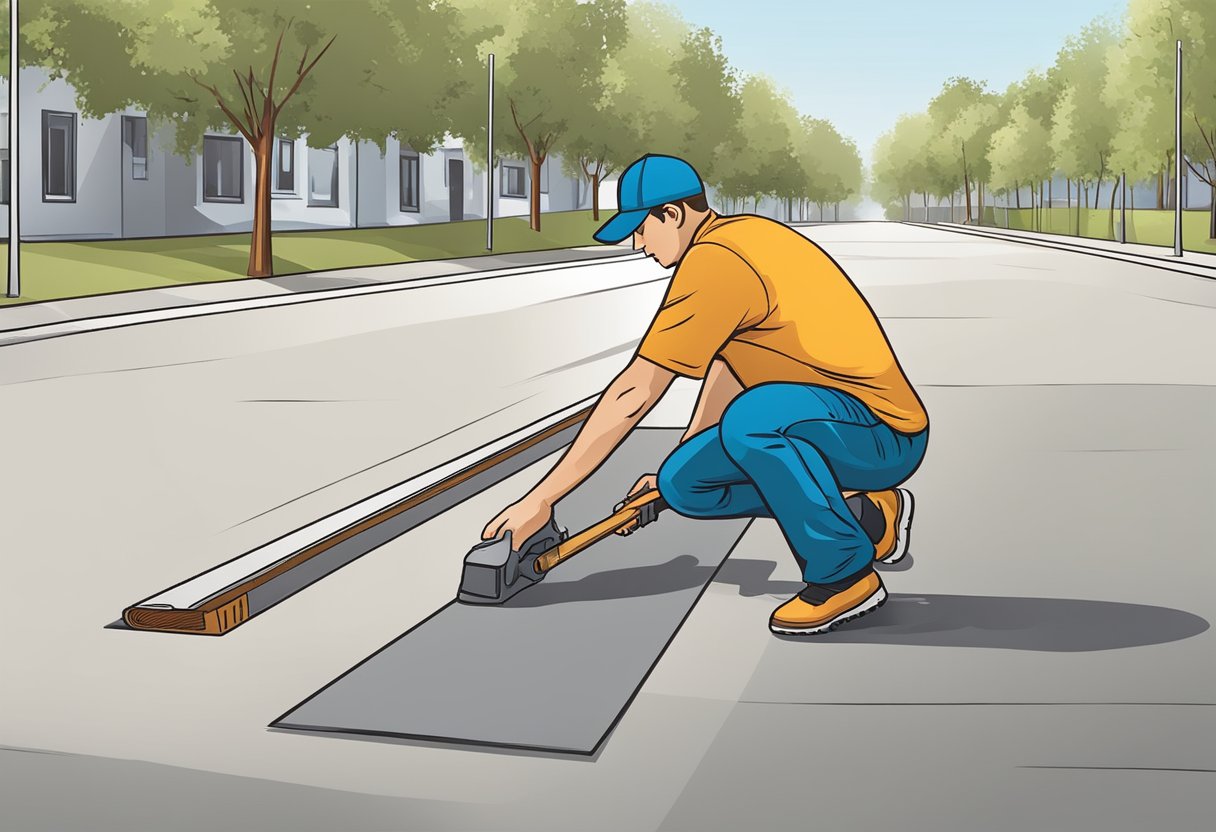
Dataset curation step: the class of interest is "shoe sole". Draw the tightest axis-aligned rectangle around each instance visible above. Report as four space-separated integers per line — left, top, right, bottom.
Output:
769 584 888 636
878 487 914 564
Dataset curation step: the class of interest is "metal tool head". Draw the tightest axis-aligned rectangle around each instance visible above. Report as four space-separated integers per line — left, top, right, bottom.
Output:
457 516 568 605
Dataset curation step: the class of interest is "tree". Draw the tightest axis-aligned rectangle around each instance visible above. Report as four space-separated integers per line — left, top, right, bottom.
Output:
927 77 994 223
562 1 692 220
1105 0 1182 209
799 117 860 220
712 75 797 214
453 0 627 233
872 114 935 220
1170 0 1216 238
988 102 1054 228
669 25 743 191
1049 18 1119 234
22 0 474 276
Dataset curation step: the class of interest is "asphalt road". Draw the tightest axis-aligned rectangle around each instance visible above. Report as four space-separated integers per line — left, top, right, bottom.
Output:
2 222 1214 831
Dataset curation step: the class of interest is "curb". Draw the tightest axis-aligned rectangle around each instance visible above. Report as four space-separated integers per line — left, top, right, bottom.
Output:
0 250 649 349
906 222 1216 281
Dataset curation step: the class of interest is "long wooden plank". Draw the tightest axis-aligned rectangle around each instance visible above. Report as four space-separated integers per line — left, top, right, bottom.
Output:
121 400 595 635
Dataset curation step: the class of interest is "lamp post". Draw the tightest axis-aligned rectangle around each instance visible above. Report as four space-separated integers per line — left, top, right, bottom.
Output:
486 53 494 252
7 0 19 297
1174 39 1183 257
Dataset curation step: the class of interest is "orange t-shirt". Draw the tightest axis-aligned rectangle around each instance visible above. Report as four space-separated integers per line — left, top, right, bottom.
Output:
637 212 928 434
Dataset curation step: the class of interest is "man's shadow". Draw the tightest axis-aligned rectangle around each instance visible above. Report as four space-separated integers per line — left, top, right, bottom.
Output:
512 555 1210 652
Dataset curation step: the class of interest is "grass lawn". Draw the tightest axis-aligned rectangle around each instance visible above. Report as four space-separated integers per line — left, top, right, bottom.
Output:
978 206 1216 255
0 210 611 306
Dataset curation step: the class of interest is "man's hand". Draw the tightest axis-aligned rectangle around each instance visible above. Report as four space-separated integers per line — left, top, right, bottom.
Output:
615 474 659 536
624 474 658 501
482 493 553 547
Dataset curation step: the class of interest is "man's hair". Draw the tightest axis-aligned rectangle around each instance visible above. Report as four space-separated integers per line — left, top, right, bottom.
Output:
648 193 709 222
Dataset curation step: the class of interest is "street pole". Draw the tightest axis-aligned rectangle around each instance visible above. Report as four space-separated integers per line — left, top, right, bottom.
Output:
1174 39 1183 257
486 53 494 252
7 0 19 297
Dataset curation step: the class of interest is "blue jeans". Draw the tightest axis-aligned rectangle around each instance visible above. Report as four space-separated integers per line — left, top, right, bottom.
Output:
657 383 928 585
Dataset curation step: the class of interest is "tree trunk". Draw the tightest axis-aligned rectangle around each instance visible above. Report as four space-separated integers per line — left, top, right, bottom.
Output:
1108 175 1118 240
1157 169 1164 209
1210 184 1216 239
1067 178 1073 234
248 133 274 278
960 141 972 223
1015 182 1021 210
529 155 543 232
835 202 839 222
591 172 601 221
1047 177 1052 232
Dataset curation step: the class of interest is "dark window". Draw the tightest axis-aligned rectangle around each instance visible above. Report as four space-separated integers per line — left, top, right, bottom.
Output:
400 151 420 212
503 164 526 198
540 158 549 194
274 138 295 193
308 145 338 207
203 135 244 202
42 110 77 201
125 116 148 180
1 150 9 205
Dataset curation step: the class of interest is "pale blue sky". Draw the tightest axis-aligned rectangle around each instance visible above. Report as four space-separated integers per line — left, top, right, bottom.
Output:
658 0 1127 165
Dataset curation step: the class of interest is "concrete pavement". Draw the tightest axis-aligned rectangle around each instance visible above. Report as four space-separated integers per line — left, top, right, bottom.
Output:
2 221 1213 830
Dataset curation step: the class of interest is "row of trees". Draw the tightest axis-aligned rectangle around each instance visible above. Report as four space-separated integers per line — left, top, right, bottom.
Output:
871 0 1216 240
1 0 862 277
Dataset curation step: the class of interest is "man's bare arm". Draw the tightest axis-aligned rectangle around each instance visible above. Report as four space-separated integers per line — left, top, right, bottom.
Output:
482 356 675 541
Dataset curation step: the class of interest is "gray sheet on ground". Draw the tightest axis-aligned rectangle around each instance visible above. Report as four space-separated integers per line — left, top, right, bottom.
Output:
272 429 752 754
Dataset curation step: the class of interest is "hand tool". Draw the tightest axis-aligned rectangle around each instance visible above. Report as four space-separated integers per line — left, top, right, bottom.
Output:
457 488 668 605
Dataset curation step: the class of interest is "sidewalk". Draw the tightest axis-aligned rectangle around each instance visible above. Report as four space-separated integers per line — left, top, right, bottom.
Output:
0 244 632 336
916 221 1216 276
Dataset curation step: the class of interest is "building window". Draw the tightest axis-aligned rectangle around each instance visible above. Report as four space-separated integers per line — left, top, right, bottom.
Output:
540 158 549 194
124 116 148 180
273 138 295 193
308 144 338 207
202 135 244 202
502 164 526 198
1 150 8 205
400 151 420 212
42 110 77 202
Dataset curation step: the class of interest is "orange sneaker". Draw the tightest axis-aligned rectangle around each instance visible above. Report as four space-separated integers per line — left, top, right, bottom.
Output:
769 571 887 635
867 488 914 564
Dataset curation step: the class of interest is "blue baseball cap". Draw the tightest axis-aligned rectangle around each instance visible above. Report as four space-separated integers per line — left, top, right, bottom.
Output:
593 154 705 244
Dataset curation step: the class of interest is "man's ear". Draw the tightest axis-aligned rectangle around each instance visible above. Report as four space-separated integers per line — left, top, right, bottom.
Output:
668 203 687 227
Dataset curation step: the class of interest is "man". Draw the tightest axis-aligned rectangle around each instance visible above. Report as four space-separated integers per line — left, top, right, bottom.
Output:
483 154 928 635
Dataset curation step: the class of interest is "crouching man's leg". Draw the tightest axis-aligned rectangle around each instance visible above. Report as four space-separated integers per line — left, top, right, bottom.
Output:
718 383 927 635
656 427 772 520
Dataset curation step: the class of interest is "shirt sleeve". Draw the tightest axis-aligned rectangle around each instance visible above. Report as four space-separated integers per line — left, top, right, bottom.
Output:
637 243 769 379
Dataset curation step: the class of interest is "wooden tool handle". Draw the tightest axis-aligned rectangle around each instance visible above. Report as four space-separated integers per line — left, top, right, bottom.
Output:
533 490 665 574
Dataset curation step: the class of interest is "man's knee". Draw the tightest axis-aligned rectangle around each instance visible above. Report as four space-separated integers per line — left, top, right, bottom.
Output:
657 453 718 517
657 453 696 514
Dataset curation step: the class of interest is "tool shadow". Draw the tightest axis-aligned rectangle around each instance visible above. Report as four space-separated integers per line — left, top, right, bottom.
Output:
513 555 1210 652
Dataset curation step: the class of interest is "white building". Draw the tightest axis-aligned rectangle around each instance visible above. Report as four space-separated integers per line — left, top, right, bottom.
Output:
0 68 607 241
